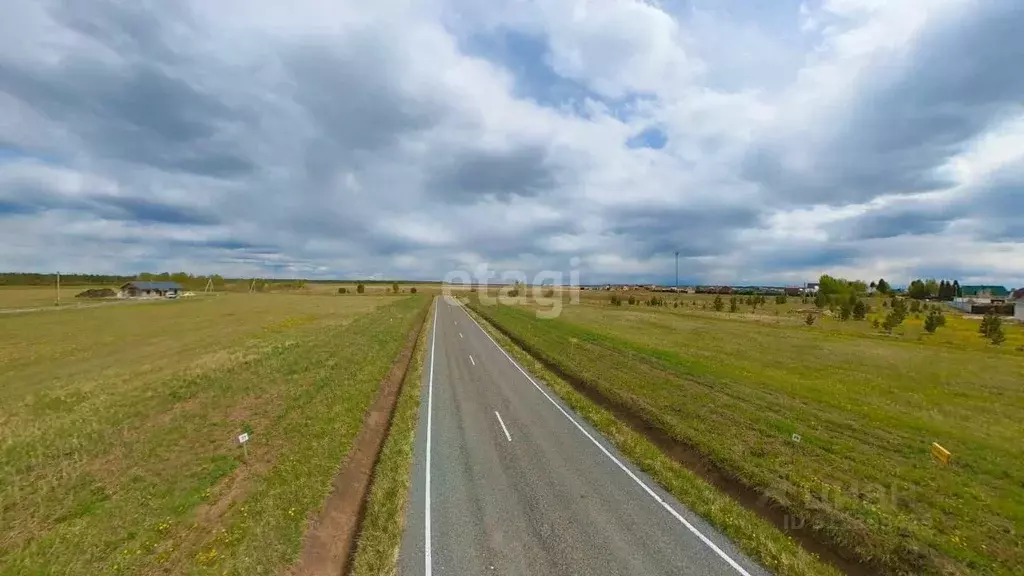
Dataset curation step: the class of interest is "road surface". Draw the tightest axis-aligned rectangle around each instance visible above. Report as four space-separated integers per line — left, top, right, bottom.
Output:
399 297 770 576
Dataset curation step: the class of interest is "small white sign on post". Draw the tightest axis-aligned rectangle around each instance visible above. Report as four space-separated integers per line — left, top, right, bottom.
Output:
238 432 250 459
791 433 802 443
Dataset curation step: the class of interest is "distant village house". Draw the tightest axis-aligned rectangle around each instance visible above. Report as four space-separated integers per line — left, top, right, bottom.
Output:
119 281 183 298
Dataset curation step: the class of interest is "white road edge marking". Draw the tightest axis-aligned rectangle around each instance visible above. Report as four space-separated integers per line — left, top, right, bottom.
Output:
495 411 512 442
458 304 753 576
469 354 476 366
425 300 438 576
459 332 463 339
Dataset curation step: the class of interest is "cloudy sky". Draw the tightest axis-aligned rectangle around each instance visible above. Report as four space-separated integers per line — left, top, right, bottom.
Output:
1 0 1022 286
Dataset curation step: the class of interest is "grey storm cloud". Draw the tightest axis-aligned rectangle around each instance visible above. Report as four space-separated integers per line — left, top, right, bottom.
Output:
745 1 1024 206
427 145 562 202
0 3 254 179
0 166 219 225
607 203 764 259
827 202 956 242
285 37 447 166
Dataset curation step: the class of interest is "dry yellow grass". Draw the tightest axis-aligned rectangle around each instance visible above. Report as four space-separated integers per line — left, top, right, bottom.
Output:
1 291 427 574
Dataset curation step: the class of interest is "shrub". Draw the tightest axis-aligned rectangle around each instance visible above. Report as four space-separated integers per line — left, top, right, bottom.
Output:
543 287 555 298
852 300 867 320
872 318 881 329
980 311 1005 345
338 287 347 294
882 300 890 308
392 282 400 294
805 313 816 326
909 299 921 313
814 292 827 309
610 294 622 306
839 302 853 321
628 295 637 305
356 283 365 294
924 310 945 333
713 294 724 311
673 301 679 308
775 294 788 305
410 287 418 294
729 295 739 313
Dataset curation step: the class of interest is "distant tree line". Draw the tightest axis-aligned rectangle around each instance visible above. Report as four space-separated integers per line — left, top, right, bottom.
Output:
906 279 962 300
0 273 135 286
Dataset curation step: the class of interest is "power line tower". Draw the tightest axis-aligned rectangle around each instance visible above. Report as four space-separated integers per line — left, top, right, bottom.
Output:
249 278 258 293
204 277 214 293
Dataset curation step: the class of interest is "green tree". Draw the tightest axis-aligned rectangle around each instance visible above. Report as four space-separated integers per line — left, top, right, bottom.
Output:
729 295 739 313
814 291 827 309
805 313 816 326
908 279 928 300
980 311 1005 344
775 294 788 304
839 301 853 321
356 283 365 294
852 299 867 320
881 298 909 334
909 299 921 313
713 294 724 311
924 309 946 334
876 278 891 295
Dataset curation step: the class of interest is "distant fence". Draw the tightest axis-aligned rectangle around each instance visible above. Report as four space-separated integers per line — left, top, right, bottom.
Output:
951 301 1016 316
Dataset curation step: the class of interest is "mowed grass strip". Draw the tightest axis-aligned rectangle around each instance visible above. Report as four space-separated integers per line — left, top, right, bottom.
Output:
463 303 839 576
470 298 1024 576
0 292 427 575
350 298 433 576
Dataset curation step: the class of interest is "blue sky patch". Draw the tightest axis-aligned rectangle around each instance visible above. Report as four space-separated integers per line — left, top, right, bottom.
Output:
627 127 668 150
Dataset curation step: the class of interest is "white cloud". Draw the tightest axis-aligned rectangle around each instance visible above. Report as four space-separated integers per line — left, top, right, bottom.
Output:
1 0 1023 286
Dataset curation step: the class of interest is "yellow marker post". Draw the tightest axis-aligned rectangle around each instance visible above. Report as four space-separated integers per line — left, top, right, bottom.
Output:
931 442 951 465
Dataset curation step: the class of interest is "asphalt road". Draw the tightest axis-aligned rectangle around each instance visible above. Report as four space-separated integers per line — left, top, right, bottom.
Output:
399 297 770 576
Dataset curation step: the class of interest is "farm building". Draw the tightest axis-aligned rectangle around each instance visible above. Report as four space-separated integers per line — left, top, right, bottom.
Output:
119 281 183 298
960 285 1009 299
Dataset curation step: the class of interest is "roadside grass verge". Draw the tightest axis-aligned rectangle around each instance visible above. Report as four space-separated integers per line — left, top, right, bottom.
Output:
1 292 426 575
350 298 433 576
463 302 839 576
468 298 1024 575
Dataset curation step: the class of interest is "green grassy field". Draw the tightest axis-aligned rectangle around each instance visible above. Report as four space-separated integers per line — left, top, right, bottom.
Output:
0 291 427 575
351 299 432 576
470 293 1024 576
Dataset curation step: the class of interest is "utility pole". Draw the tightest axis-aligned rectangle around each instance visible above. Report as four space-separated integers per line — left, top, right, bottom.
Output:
55 271 61 307
674 251 679 290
